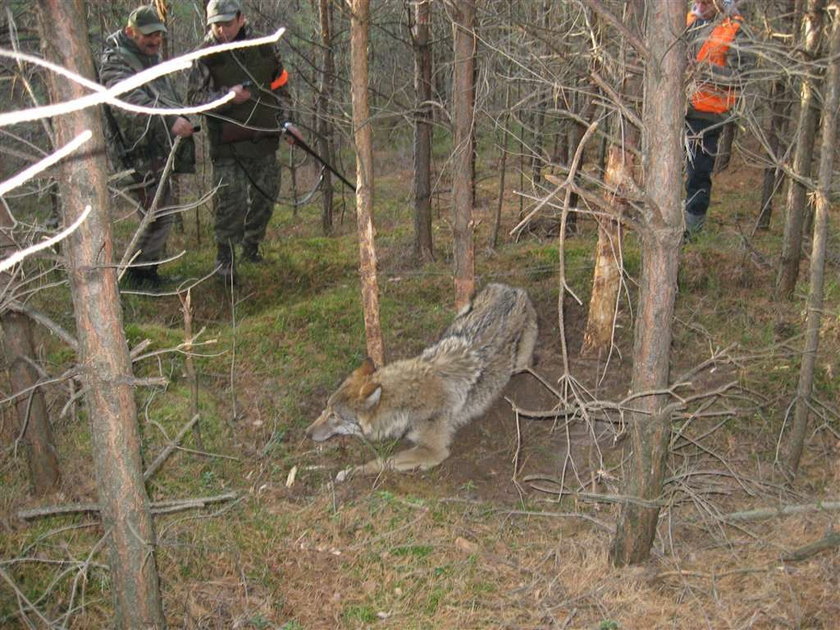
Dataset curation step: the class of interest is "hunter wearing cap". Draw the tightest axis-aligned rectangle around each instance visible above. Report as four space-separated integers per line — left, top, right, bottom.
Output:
683 0 752 238
99 4 196 290
188 0 296 284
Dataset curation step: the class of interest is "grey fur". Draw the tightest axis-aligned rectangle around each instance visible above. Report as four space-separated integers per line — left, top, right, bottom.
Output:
306 283 538 480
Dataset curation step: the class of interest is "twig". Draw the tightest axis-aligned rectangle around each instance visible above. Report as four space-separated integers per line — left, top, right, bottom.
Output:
142 413 201 481
16 492 238 521
7 299 78 350
721 501 840 523
117 135 182 276
783 531 840 561
0 566 52 628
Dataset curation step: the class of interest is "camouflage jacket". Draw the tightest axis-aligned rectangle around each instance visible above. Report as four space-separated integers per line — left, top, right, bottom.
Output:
187 24 291 161
99 29 194 174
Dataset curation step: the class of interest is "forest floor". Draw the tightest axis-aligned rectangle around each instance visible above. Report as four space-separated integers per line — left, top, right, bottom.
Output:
1 149 839 629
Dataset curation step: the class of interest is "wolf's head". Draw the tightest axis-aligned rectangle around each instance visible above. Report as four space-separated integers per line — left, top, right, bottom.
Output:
305 358 382 442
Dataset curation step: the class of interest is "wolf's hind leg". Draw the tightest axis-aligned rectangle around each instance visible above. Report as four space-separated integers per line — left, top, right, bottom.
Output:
514 312 538 372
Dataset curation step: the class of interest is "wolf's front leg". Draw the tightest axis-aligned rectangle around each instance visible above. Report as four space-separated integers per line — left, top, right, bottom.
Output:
335 445 450 482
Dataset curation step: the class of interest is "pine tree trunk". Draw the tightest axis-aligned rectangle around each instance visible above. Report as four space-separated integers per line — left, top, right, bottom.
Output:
756 78 793 230
784 0 839 479
449 0 477 309
36 1 165 625
610 0 685 566
349 0 384 365
317 0 336 234
412 0 435 262
0 203 60 494
581 146 628 356
581 0 642 357
1 310 60 494
777 0 825 299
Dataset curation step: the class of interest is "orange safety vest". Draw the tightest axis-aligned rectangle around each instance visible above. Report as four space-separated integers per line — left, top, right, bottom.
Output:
686 11 743 114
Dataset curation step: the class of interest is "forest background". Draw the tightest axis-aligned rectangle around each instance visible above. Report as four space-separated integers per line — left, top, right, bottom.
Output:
1 0 838 628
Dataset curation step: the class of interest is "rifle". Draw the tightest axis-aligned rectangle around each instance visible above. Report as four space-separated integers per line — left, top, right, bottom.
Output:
281 122 356 193
218 121 356 193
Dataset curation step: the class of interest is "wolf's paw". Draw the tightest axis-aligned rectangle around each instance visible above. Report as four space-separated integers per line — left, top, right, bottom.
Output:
335 467 353 483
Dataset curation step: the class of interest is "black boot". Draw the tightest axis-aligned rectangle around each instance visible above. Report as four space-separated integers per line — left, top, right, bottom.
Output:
123 265 165 291
242 242 263 263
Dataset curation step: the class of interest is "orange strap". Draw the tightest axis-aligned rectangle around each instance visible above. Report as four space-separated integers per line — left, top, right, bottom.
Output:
270 69 288 90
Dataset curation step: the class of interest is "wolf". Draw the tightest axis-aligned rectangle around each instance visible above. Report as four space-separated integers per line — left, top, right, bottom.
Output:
306 283 538 480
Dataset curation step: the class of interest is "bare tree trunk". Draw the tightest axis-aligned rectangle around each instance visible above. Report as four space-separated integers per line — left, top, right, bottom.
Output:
490 85 511 250
36 1 165 625
756 77 794 230
448 0 477 309
349 0 384 366
757 0 799 231
317 0 336 234
412 0 435 262
581 145 631 357
1 309 60 494
777 0 825 299
784 0 839 479
580 0 642 357
0 206 59 494
611 0 686 567
529 1 552 187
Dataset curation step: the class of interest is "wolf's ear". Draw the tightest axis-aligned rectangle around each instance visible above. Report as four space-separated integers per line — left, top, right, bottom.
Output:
355 357 377 376
359 382 382 409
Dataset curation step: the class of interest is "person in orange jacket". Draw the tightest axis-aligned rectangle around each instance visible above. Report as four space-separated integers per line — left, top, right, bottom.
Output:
684 0 751 237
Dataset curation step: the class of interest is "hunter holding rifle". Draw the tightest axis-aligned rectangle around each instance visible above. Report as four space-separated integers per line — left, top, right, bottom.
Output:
100 5 196 290
188 0 300 284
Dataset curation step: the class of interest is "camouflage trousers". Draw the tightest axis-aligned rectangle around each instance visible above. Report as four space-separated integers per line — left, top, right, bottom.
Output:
211 155 279 248
129 171 174 266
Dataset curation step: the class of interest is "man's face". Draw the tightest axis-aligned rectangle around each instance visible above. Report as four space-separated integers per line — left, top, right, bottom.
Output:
126 26 164 56
211 13 246 43
694 0 720 19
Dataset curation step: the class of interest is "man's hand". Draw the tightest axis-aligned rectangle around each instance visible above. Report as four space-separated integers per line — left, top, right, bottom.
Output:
171 116 195 138
230 84 252 104
282 122 303 146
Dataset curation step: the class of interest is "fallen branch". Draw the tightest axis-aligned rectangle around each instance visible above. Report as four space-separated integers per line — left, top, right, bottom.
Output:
721 501 840 523
17 492 238 521
783 531 840 562
143 414 200 481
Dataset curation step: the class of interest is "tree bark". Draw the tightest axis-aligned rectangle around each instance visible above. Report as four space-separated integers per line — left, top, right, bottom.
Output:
777 0 825 299
449 0 477 309
36 1 165 626
580 1 642 357
610 0 685 567
581 145 631 356
757 0 799 231
756 76 794 230
784 0 839 479
349 0 384 366
1 309 60 494
412 0 435 263
0 205 60 494
317 0 336 235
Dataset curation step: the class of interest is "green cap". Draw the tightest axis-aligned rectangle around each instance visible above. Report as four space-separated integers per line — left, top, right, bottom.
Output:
207 0 242 25
128 6 167 35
